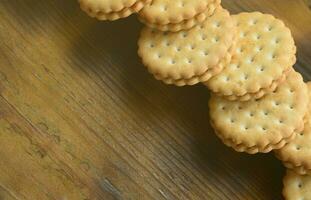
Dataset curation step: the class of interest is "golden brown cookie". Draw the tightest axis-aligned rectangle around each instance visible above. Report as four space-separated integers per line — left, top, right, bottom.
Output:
79 0 152 21
153 42 234 86
275 82 311 175
205 12 296 101
209 70 308 154
138 8 236 86
139 0 221 32
283 170 311 200
214 125 298 154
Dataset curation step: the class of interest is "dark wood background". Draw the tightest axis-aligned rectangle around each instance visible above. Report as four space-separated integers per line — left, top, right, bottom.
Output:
0 0 310 199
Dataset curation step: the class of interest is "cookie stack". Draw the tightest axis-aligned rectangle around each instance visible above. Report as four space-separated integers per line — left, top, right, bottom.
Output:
206 12 306 155
138 7 234 86
276 83 311 200
139 0 220 32
78 0 311 199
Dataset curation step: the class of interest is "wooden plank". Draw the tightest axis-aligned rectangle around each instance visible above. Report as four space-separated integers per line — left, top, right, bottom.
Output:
0 185 18 200
0 0 309 199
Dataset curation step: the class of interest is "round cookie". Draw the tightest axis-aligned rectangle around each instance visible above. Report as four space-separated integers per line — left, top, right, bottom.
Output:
205 12 296 101
275 82 311 175
138 8 236 86
153 41 236 86
209 70 308 154
139 0 221 32
283 170 311 200
79 0 152 21
214 126 298 154
153 50 231 86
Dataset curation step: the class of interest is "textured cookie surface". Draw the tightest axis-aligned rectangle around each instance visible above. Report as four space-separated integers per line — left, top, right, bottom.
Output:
209 70 308 153
283 170 311 200
139 0 220 31
79 0 151 20
139 0 219 25
153 49 232 86
206 12 296 101
275 82 311 175
138 8 236 85
215 126 298 154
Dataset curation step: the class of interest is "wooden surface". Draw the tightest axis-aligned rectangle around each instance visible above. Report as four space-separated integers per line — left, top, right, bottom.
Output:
0 0 310 199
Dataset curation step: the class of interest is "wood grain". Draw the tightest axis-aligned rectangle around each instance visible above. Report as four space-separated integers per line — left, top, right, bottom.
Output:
0 0 310 199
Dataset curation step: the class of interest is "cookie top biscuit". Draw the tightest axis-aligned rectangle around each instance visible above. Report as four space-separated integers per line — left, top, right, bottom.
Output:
276 82 311 174
79 0 151 20
153 48 233 86
80 0 138 13
209 70 308 152
283 170 311 200
139 0 220 25
138 8 236 82
206 12 296 99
